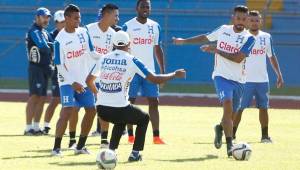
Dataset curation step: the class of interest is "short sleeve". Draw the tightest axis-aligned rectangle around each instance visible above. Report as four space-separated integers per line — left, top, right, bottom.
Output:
206 25 223 42
154 24 162 45
131 57 151 78
266 35 276 58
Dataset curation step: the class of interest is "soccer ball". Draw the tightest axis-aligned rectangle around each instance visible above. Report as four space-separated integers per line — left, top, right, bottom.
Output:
232 142 252 161
96 149 117 169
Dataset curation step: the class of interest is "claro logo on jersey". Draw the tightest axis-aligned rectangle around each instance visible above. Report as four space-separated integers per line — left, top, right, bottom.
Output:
250 48 266 55
99 80 122 93
219 42 240 53
95 46 109 55
67 45 85 59
133 36 154 45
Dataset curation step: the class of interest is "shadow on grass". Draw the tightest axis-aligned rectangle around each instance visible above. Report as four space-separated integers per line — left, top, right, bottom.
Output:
0 134 28 137
2 154 53 160
193 142 214 145
153 154 218 162
49 161 96 166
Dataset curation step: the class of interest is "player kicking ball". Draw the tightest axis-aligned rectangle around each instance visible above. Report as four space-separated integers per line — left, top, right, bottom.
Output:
86 31 186 161
173 5 255 156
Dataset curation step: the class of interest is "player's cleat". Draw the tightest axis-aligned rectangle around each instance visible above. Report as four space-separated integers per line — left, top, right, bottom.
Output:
128 153 142 162
42 127 51 135
91 130 101 137
153 137 166 144
68 140 77 150
128 136 135 144
51 149 62 157
24 129 35 136
214 124 223 149
100 140 109 149
227 147 233 157
33 129 44 136
74 147 90 155
261 137 273 143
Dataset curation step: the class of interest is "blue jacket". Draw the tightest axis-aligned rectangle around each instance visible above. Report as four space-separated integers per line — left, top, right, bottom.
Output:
25 23 53 66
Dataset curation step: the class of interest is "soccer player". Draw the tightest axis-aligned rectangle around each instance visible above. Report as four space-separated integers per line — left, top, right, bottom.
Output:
122 0 166 144
173 5 255 156
86 3 119 147
24 7 53 135
86 31 186 162
42 10 65 135
233 10 284 143
51 4 97 156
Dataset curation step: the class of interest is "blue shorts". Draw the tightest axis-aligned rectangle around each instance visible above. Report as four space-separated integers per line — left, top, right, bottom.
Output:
28 64 49 96
240 82 269 109
129 74 159 98
59 84 95 108
213 76 244 113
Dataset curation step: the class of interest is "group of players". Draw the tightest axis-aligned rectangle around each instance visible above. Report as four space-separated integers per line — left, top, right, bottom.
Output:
24 0 283 161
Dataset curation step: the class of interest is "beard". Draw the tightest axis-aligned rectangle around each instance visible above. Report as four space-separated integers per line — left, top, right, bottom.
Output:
234 24 245 31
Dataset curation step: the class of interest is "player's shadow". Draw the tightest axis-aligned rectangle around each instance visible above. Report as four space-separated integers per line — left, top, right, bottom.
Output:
49 161 96 166
154 154 218 162
2 154 52 160
0 134 27 137
193 142 214 145
24 149 68 153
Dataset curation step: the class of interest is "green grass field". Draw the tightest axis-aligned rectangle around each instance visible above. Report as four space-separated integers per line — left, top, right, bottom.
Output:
0 102 300 170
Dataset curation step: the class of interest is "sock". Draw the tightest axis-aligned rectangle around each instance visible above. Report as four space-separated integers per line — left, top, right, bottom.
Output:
219 123 223 131
96 119 101 133
226 137 233 149
77 136 87 150
233 126 237 138
53 137 62 150
153 130 159 137
128 129 134 136
69 131 76 141
25 124 32 131
44 122 50 128
33 122 40 131
101 131 108 142
261 126 268 138
131 150 139 157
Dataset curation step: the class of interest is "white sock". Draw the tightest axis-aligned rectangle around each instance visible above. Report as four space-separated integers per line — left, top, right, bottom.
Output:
44 122 50 128
33 122 40 131
25 124 32 131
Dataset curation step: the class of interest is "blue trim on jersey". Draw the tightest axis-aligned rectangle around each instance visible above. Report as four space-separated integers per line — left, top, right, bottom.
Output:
240 36 255 56
54 41 61 65
132 57 151 77
122 24 128 31
157 24 162 43
86 30 94 52
29 30 49 49
89 63 96 74
270 36 276 56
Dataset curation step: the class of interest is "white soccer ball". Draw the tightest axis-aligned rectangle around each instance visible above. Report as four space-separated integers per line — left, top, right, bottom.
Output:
96 149 117 169
232 142 252 161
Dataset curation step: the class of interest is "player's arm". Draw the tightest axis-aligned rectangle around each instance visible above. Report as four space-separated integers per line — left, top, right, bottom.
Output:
267 36 284 88
29 29 51 49
132 57 186 84
86 30 101 60
86 63 100 94
155 25 165 74
173 34 209 45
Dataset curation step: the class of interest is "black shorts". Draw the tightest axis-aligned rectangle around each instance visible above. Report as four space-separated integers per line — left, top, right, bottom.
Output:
51 68 60 97
97 104 149 125
28 64 49 96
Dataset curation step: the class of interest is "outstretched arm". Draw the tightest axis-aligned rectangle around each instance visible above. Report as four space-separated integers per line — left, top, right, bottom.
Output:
173 35 209 45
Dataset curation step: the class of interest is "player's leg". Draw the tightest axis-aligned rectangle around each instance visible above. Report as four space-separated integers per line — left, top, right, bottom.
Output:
74 88 96 154
25 95 39 135
100 117 110 148
52 85 76 156
91 83 101 136
68 107 79 149
233 83 255 140
255 82 272 143
127 75 141 143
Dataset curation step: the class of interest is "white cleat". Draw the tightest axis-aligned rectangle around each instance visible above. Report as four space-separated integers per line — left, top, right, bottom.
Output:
100 143 109 149
69 143 77 150
74 147 90 155
261 137 273 143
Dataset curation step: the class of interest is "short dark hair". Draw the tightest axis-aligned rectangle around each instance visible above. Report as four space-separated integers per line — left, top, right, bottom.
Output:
233 5 249 14
136 0 150 7
100 3 118 16
249 10 261 17
64 4 80 17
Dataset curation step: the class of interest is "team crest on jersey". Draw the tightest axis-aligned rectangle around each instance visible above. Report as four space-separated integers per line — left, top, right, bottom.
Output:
148 25 154 34
235 35 245 44
259 37 266 46
77 33 85 44
105 34 112 44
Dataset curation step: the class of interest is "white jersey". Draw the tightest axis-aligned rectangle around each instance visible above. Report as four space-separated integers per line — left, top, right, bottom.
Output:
206 25 255 83
245 30 275 82
122 17 161 72
92 50 151 107
54 27 94 87
86 22 115 70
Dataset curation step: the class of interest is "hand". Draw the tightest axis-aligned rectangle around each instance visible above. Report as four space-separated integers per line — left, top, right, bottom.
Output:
174 69 186 79
72 82 85 93
172 37 185 45
200 44 216 53
276 75 284 88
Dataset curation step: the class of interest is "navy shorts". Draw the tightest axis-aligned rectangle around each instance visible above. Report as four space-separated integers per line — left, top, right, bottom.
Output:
59 84 95 108
51 68 60 97
28 64 49 96
213 76 244 113
129 74 159 98
240 82 269 109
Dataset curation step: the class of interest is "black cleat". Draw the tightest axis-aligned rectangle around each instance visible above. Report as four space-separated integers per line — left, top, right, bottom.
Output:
227 145 233 157
24 129 35 136
42 127 51 135
128 153 142 162
33 129 44 136
214 124 223 149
